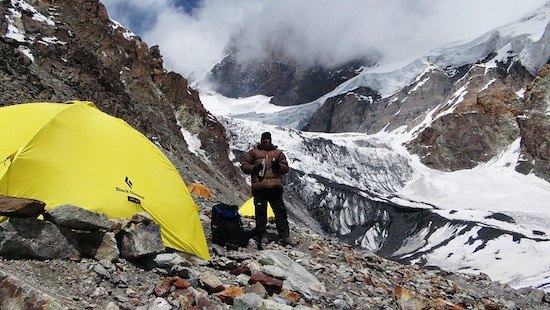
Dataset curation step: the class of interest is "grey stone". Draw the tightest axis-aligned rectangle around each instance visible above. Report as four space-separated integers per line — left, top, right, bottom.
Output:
259 299 292 310
0 217 80 259
147 297 172 310
120 222 165 259
233 293 263 310
198 271 224 293
260 250 325 301
44 204 111 231
259 265 287 280
153 253 185 268
94 232 120 261
333 299 351 310
92 263 111 279
79 231 119 261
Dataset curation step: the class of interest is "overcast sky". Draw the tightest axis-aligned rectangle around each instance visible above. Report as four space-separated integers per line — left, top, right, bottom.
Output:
102 0 549 83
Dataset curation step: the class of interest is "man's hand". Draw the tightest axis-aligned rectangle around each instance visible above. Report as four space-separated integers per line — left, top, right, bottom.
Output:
271 158 280 171
252 164 264 174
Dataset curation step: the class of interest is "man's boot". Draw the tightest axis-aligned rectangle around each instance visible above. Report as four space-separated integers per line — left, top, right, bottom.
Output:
279 237 296 247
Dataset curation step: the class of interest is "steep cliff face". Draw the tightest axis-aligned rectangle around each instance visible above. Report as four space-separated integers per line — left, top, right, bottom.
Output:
0 0 248 202
405 62 529 171
305 66 460 134
517 65 550 182
208 54 372 106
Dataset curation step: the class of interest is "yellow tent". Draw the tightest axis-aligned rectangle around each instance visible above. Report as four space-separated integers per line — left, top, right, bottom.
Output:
239 197 275 218
187 183 212 199
0 101 209 260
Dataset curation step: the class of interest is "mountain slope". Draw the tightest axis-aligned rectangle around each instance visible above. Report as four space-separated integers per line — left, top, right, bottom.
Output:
0 0 249 204
201 3 550 292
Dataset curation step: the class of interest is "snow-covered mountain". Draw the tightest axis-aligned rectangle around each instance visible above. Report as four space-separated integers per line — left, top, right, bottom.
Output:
199 3 550 292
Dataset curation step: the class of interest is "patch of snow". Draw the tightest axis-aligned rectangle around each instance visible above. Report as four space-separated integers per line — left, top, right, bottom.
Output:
5 9 26 42
38 36 67 45
179 127 210 165
18 46 34 61
110 20 137 40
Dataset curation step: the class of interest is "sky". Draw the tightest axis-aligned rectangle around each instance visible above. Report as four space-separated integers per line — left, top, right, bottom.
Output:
102 0 549 83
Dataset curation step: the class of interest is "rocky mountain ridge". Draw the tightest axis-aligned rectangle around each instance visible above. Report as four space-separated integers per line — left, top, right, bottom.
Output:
0 0 248 204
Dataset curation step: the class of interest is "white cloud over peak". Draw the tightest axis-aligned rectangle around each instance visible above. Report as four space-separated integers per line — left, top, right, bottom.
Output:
102 0 549 82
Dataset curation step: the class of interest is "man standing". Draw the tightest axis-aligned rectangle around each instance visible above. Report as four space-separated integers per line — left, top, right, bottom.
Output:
241 131 295 248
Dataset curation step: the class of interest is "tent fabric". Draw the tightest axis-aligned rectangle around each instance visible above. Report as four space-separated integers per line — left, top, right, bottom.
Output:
188 183 212 199
0 101 210 260
239 197 275 218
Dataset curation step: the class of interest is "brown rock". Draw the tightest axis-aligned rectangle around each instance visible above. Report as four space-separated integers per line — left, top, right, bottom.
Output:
110 218 132 230
474 85 521 119
213 286 245 305
173 277 191 289
407 111 519 171
230 265 251 276
279 289 302 302
249 273 283 294
129 298 140 307
0 271 75 308
246 282 268 298
0 195 45 217
376 281 391 293
154 276 191 296
154 278 173 297
537 64 550 78
198 272 225 293
362 274 374 286
393 286 427 310
429 298 464 310
484 303 505 310
173 288 195 308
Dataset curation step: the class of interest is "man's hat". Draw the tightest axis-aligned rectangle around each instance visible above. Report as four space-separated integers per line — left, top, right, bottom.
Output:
260 132 271 142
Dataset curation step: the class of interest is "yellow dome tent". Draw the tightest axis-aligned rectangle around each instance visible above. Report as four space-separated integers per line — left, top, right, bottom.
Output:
0 101 209 260
239 197 275 218
187 183 212 199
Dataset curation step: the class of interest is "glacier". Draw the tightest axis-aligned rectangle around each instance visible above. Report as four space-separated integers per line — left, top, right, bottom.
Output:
195 3 550 293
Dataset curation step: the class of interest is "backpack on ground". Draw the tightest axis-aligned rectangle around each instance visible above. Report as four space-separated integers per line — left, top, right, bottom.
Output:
211 203 258 247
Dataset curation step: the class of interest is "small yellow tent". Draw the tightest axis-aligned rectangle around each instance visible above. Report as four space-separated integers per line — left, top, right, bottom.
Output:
0 101 209 260
239 197 275 218
187 183 212 199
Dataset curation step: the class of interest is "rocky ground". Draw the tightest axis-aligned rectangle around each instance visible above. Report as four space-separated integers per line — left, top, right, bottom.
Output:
0 197 549 310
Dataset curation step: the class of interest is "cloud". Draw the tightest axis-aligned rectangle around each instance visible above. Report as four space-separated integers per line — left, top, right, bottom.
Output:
102 0 549 83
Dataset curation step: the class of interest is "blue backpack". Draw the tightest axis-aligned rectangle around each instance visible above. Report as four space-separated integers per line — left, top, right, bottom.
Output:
211 203 258 247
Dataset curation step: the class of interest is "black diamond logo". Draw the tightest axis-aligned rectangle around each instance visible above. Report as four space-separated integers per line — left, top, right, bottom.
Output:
125 176 133 188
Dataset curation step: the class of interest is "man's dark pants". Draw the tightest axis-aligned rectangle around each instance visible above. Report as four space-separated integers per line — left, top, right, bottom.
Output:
253 187 289 239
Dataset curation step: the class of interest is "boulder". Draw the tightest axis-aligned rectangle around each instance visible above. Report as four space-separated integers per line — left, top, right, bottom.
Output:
0 195 45 217
79 231 119 261
119 222 165 259
0 217 80 259
44 204 111 231
249 274 283 294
